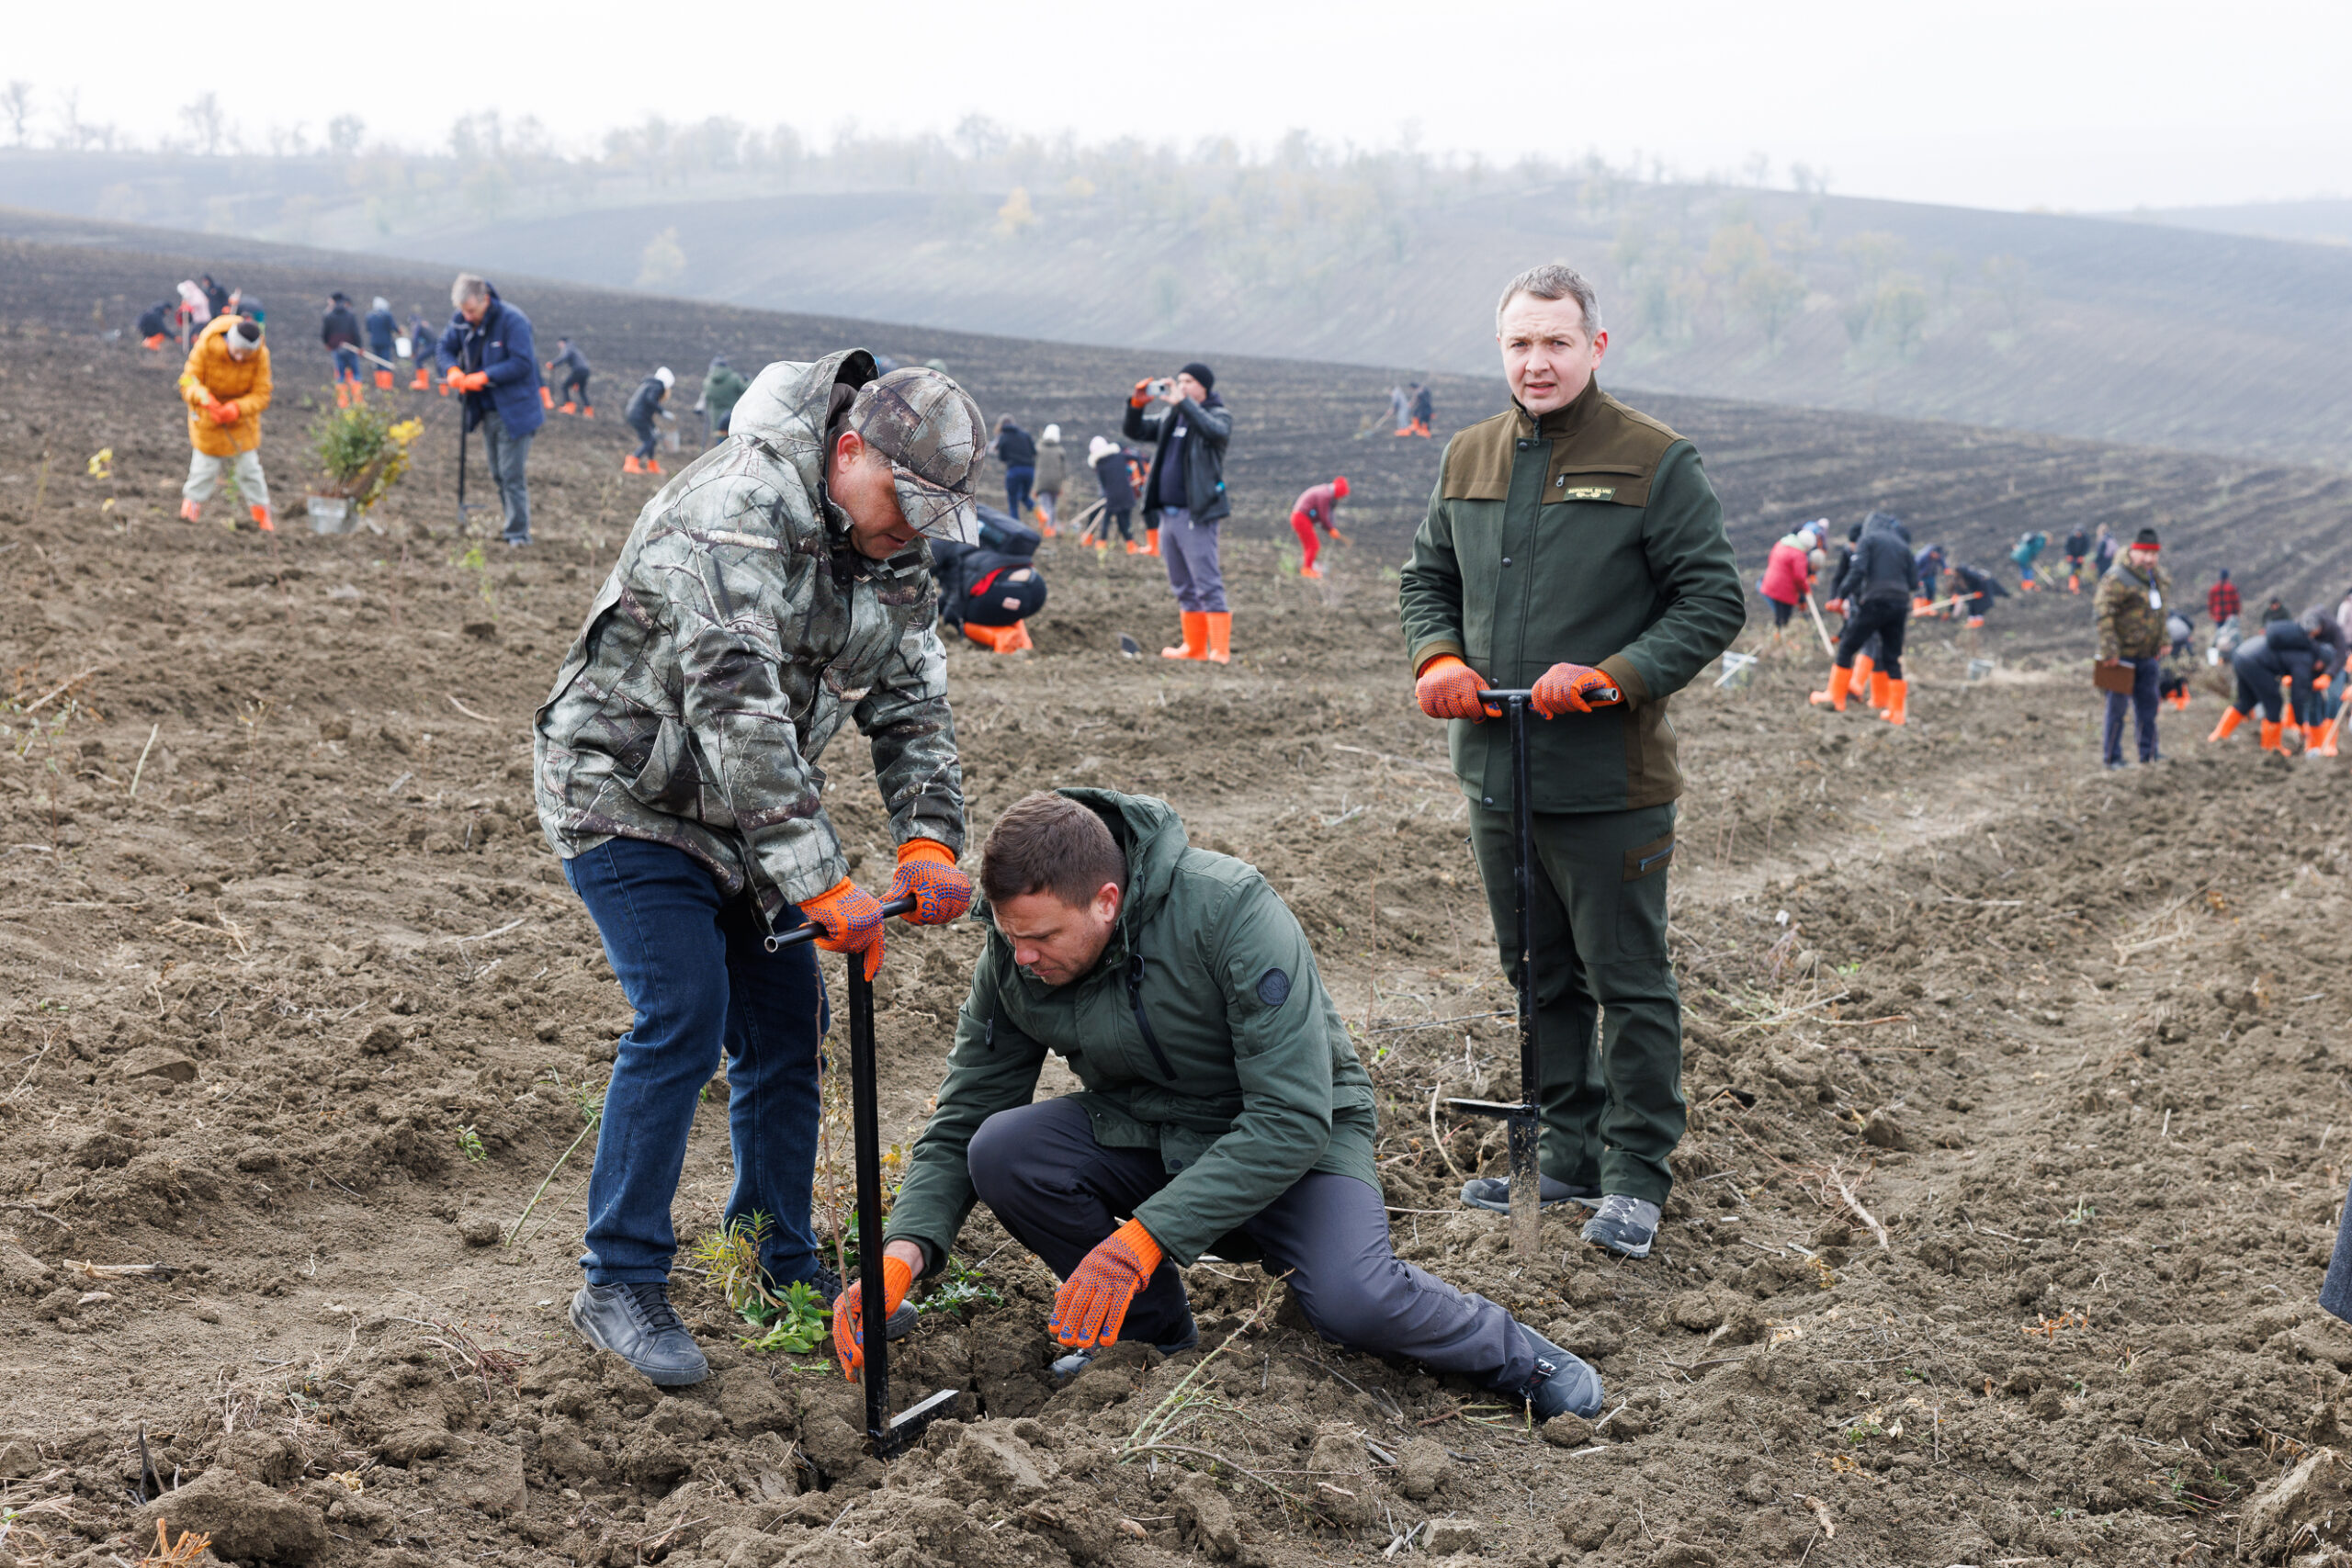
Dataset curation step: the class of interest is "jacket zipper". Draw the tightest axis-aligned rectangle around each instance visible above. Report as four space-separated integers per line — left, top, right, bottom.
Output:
1125 951 1175 1079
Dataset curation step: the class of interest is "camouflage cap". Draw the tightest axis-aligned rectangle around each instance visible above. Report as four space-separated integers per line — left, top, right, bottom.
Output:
847 367 985 546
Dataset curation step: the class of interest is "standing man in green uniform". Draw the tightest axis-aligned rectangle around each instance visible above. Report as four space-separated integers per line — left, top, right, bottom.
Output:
1397 264 1743 1259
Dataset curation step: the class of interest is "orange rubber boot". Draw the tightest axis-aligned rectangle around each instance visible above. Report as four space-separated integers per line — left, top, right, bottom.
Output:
1852 653 1875 690
178 497 201 523
1204 612 1232 664
375 369 393 390
540 385 554 409
411 367 430 389
2307 724 2326 752
560 402 577 415
2209 708 2245 743
2260 718 2284 752
623 455 642 474
2323 719 2341 757
2068 573 2080 593
1143 528 1160 558
1869 671 1893 713
251 503 274 533
1881 679 1907 725
1161 611 1207 660
1125 537 1141 555
647 457 664 475
582 405 594 418
961 620 1034 654
1809 665 1853 710
334 381 350 409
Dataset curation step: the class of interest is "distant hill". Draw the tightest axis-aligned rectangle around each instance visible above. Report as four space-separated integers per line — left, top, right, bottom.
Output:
2117 198 2352 248
3 148 2349 470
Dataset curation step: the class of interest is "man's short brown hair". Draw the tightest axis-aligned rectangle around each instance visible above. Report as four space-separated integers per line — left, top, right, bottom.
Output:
979 793 1127 909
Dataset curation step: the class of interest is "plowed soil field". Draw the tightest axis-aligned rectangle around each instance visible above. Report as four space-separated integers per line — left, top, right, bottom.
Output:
3 233 2352 1568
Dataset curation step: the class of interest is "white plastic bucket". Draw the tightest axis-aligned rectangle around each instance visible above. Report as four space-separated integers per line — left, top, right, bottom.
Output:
307 495 352 535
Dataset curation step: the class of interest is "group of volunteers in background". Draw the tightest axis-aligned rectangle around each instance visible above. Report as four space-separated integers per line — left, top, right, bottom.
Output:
1748 479 2351 768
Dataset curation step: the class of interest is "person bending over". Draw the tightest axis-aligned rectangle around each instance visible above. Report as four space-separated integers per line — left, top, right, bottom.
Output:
1813 511 1917 725
850 790 1600 1423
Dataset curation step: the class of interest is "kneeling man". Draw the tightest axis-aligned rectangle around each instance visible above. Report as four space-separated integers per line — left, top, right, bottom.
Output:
837 788 1600 1421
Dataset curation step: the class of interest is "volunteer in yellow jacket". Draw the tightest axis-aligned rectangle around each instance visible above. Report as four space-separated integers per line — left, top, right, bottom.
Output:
1398 264 1744 1259
176 314 276 531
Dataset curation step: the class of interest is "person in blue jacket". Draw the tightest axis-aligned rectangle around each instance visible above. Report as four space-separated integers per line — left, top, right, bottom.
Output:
364 297 399 391
436 273 545 547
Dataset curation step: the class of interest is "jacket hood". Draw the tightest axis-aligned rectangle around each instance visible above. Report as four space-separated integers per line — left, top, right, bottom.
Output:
728 348 880 502
1059 786 1189 935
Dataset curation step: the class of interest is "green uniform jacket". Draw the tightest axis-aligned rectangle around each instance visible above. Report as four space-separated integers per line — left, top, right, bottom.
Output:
1396 379 1744 814
885 788 1378 1272
2094 558 2173 661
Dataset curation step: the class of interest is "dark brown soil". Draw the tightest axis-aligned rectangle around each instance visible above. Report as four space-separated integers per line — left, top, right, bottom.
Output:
2 232 2350 1568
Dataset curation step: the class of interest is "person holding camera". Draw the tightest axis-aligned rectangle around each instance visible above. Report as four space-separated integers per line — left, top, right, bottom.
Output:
1125 363 1233 662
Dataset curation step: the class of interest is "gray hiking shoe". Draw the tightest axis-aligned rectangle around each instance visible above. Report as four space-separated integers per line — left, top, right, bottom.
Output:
1460 1174 1600 1215
1049 1321 1199 1380
570 1281 709 1386
1506 1325 1603 1422
1580 1195 1661 1259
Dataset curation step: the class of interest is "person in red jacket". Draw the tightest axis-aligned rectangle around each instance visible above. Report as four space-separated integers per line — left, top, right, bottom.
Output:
1758 520 1824 645
1291 477 1349 579
2207 569 2241 627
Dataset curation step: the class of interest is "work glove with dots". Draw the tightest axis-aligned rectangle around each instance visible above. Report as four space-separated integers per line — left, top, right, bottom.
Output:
798 879 888 981
1532 662 1623 718
887 840 972 926
1050 1219 1162 1349
831 1254 912 1381
1414 655 1494 721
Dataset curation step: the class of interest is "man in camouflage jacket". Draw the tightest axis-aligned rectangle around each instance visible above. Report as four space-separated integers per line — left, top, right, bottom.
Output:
2094 525 2173 768
534 349 985 1386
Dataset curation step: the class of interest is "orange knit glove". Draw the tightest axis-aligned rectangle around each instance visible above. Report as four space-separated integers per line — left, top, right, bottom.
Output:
458 370 492 392
887 839 972 926
1415 655 1494 721
831 1254 913 1381
1129 378 1153 409
1050 1219 1163 1349
206 401 241 425
1532 662 1623 717
798 878 887 980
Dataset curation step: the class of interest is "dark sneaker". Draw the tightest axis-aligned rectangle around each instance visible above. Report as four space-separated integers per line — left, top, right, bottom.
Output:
801 1264 917 1341
570 1281 709 1386
1050 1320 1200 1380
1581 1195 1660 1258
1460 1174 1600 1214
1506 1325 1603 1421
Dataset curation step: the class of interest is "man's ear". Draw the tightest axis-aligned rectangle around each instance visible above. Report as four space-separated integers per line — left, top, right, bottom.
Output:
1093 883 1123 924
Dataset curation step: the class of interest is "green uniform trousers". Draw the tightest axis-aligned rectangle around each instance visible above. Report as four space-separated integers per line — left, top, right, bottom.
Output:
1467 801 1682 1206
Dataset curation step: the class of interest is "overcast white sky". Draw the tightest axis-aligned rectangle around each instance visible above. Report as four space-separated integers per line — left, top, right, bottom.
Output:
10 0 2349 212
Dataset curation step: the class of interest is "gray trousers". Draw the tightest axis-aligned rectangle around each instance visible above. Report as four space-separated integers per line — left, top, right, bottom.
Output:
1159 507 1226 613
183 447 270 511
481 419 533 543
968 1098 1544 1391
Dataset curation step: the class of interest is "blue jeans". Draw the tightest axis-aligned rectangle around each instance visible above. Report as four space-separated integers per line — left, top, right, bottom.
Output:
2102 656 2160 764
563 836 829 1289
332 347 363 381
481 419 533 543
1003 465 1035 521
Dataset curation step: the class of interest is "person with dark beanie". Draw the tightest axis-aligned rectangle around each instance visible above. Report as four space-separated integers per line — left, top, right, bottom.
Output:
1125 361 1234 662
2094 526 2171 768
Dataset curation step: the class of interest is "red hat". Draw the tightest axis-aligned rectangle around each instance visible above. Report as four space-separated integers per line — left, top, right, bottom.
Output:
1332 476 1351 498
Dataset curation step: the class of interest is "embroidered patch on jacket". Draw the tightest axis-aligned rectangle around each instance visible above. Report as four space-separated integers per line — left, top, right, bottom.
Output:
1558 483 1617 501
1257 968 1292 1007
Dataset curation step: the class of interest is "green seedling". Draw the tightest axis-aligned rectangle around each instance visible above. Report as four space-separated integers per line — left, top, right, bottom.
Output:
918 1253 1003 1316
457 1126 487 1162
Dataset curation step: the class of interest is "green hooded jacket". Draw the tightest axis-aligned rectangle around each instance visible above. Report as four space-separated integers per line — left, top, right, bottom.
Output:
1396 378 1744 814
885 788 1378 1272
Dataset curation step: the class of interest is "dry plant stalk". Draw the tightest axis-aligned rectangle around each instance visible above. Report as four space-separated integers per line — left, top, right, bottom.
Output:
138 1517 211 1566
1825 1161 1889 1249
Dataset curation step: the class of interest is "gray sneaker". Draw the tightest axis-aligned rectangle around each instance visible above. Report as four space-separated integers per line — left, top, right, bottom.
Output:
570 1281 710 1386
1580 1195 1661 1259
1505 1325 1603 1421
1049 1320 1199 1379
1459 1174 1600 1214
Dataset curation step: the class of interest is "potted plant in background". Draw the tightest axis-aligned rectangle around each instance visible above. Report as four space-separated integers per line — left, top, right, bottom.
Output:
308 403 423 534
